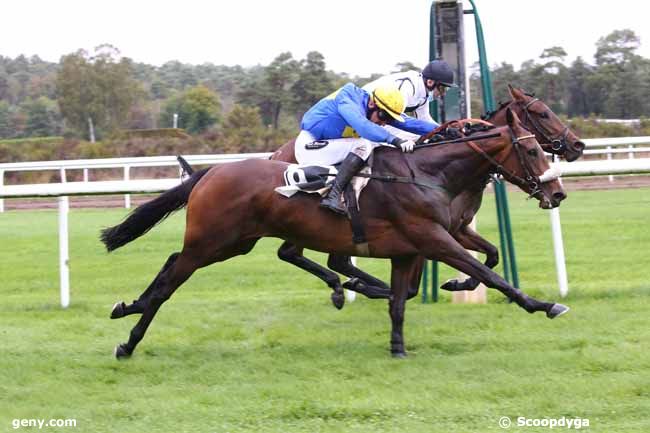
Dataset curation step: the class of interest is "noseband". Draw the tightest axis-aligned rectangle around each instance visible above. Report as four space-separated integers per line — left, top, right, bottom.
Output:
521 98 570 153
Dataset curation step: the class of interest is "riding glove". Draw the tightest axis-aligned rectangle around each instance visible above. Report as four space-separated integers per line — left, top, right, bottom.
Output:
392 138 416 153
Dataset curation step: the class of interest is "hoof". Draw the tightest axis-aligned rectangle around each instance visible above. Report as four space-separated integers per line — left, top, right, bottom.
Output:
440 279 459 292
547 303 570 319
110 301 126 319
114 344 132 359
331 291 345 310
391 351 407 359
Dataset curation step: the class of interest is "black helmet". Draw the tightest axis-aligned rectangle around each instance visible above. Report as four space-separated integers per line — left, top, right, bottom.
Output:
422 60 457 87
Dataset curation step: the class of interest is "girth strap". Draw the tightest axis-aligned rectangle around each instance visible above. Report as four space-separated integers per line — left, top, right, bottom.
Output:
344 185 368 253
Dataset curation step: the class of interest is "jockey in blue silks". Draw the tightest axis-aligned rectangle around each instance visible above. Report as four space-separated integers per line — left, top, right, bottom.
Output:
295 83 434 215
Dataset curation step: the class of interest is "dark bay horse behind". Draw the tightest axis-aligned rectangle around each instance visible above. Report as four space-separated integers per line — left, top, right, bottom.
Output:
104 109 568 359
269 85 584 301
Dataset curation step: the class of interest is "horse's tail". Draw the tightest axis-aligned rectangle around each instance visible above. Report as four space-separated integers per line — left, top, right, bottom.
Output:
100 167 210 252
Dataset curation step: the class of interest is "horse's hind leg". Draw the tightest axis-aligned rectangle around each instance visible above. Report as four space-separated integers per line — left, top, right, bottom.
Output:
114 252 198 358
110 252 180 319
114 238 260 359
277 241 346 309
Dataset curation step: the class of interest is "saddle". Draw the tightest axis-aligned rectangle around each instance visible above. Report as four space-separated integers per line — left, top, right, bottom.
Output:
276 163 372 255
275 163 371 200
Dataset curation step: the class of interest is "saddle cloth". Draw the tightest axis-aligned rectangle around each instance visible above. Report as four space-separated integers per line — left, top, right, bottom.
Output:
275 163 371 204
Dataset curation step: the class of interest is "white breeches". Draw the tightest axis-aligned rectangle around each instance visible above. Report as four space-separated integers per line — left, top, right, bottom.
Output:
294 130 381 165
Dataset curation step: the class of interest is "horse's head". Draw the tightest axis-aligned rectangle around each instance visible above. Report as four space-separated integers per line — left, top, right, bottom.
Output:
498 108 566 209
507 84 585 162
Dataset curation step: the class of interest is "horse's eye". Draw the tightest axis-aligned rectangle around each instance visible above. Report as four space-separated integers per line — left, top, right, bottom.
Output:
540 111 549 119
527 148 538 157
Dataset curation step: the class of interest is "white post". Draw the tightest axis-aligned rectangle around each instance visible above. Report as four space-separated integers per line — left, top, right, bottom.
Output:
58 167 70 308
452 217 487 304
173 113 179 129
550 207 569 297
0 170 4 213
83 168 89 182
628 144 635 160
58 196 70 308
88 117 96 143
607 146 614 183
345 257 357 302
124 165 131 209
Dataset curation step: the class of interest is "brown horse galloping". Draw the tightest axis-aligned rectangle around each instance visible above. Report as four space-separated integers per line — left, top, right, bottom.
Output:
103 109 568 359
269 85 584 301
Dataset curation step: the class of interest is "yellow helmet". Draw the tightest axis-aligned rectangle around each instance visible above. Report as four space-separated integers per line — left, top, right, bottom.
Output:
371 85 405 122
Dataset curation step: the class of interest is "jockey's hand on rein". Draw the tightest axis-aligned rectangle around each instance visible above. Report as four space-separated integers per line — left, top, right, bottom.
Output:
392 137 416 153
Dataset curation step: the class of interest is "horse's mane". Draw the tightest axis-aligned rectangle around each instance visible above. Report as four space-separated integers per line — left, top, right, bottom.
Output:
410 120 496 150
481 89 536 121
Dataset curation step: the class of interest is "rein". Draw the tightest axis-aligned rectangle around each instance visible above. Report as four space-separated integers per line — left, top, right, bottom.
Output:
360 131 502 193
320 127 547 197
414 132 502 149
355 129 540 194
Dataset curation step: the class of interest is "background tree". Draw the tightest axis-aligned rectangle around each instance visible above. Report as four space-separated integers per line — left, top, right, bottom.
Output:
490 62 520 103
291 51 334 119
538 46 568 112
393 61 419 73
0 101 12 138
160 85 221 134
22 96 61 137
595 29 640 66
264 52 299 129
57 45 141 139
221 104 266 152
567 57 592 117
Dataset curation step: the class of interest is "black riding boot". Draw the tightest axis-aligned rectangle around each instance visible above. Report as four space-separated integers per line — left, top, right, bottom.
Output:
320 153 365 215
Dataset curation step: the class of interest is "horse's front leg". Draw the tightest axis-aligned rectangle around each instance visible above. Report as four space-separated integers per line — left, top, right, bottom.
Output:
441 224 498 292
327 255 392 299
420 225 569 318
388 255 421 357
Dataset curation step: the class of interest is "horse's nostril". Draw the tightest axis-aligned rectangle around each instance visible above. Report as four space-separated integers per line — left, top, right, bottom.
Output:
574 141 586 151
553 192 567 203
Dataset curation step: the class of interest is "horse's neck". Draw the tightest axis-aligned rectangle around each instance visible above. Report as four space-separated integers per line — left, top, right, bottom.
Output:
373 134 506 198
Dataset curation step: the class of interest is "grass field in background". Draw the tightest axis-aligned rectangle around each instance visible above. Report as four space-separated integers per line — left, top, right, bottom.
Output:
1 187 649 432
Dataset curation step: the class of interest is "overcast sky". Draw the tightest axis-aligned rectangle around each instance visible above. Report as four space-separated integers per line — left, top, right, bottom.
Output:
2 0 649 76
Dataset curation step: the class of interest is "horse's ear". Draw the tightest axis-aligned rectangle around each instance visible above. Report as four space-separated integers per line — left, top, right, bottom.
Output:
508 84 525 101
506 107 515 125
506 107 521 127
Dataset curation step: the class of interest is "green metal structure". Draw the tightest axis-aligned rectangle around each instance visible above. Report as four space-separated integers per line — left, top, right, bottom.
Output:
421 0 519 304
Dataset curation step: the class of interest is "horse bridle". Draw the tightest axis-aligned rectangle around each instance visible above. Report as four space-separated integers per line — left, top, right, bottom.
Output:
520 98 570 153
463 127 546 198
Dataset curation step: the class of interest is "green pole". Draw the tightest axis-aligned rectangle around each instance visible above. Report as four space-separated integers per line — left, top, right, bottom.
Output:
426 0 439 303
431 261 439 302
494 181 512 282
499 183 520 287
467 0 518 285
422 260 429 303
